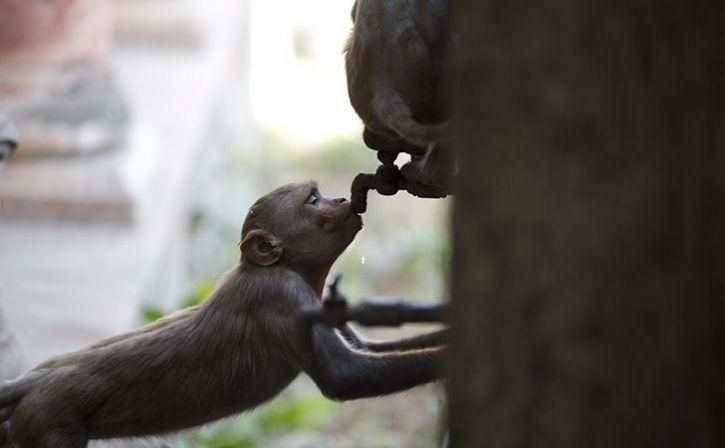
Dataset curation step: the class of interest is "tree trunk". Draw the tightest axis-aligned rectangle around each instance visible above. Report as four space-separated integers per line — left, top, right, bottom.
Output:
448 1 725 447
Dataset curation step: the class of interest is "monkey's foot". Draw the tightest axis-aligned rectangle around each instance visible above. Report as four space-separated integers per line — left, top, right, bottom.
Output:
363 128 425 156
400 160 449 198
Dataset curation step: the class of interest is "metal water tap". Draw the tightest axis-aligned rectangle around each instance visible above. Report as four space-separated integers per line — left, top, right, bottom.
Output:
349 130 453 213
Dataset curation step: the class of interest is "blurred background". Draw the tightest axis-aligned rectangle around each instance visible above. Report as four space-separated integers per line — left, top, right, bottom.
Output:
0 0 450 446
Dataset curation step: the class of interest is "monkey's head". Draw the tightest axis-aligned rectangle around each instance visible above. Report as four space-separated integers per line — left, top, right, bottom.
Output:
240 181 362 271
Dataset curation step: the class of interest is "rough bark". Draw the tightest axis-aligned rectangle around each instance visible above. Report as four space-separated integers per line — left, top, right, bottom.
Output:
448 1 725 447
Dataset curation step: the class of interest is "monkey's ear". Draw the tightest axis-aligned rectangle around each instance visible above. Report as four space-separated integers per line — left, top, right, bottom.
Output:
240 229 284 266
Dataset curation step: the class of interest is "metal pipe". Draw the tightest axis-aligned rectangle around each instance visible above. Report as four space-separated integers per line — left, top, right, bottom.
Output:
296 275 447 349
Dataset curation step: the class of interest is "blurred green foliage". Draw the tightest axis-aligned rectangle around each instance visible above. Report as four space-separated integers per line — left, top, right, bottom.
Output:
187 395 337 448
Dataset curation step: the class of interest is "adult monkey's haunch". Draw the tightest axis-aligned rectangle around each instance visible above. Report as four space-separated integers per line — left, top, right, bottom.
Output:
346 0 451 152
0 182 445 448
345 0 454 196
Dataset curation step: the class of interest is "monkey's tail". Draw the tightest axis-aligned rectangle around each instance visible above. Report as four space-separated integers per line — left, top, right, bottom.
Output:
372 91 450 151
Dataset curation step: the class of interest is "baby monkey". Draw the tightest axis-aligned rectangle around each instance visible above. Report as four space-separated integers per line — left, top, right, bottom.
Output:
0 182 445 448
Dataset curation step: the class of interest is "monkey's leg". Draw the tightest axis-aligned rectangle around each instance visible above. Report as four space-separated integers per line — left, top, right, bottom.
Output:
340 325 447 352
363 128 425 156
0 421 8 446
304 326 443 400
34 432 87 448
8 399 88 448
8 424 87 448
419 144 456 191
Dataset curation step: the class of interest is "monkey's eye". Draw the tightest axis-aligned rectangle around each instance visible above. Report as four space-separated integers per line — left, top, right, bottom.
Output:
306 193 319 206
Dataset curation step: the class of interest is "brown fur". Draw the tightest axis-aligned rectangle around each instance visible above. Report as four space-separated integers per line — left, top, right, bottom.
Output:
0 182 444 448
345 0 451 152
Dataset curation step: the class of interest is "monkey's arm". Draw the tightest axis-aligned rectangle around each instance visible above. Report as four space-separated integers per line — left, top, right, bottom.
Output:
340 324 447 352
302 325 443 401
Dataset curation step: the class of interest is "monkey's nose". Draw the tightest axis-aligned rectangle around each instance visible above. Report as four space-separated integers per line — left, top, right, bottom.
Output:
336 197 348 204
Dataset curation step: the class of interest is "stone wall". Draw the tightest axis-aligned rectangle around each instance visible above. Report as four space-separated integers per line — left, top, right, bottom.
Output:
0 0 248 371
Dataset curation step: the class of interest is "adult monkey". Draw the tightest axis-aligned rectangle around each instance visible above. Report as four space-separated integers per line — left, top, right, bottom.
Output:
345 0 453 188
0 182 445 448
